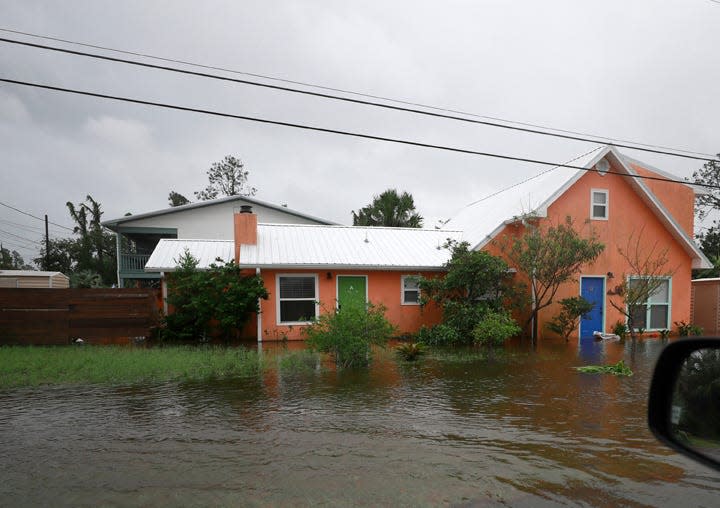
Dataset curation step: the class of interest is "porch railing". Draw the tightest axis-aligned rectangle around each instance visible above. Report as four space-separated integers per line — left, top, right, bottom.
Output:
120 253 151 272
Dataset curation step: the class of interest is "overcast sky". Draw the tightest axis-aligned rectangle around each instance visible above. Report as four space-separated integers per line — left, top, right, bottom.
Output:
1 0 719 263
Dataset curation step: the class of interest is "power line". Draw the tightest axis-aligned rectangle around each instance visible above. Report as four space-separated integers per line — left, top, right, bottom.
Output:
462 146 605 209
0 34 716 163
0 227 41 245
0 200 74 231
1 76 716 191
3 27 715 160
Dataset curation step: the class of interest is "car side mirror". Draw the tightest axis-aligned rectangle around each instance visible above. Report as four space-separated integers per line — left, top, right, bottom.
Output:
648 338 720 471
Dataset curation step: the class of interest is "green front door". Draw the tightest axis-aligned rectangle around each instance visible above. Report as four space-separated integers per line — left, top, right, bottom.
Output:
337 276 367 311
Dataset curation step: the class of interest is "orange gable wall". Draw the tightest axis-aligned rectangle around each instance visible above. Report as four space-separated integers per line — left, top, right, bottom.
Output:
627 162 695 237
486 161 693 339
254 269 444 341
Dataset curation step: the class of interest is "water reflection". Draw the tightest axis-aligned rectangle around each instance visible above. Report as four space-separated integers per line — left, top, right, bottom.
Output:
1 338 719 506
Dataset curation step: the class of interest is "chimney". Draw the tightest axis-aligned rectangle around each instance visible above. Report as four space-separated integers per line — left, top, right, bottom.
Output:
234 206 257 263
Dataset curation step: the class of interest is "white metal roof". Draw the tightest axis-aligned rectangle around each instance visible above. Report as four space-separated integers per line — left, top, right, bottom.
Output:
444 146 606 249
145 225 463 272
145 239 235 271
444 145 711 269
0 270 69 278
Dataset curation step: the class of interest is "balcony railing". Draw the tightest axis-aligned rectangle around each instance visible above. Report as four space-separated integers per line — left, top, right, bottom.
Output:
120 253 151 273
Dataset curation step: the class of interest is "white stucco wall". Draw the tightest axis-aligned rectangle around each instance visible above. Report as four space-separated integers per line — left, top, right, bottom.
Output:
117 200 328 239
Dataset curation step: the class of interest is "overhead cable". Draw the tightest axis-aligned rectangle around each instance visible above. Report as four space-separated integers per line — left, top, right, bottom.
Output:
0 77 716 190
0 200 74 231
0 35 717 163
0 27 714 159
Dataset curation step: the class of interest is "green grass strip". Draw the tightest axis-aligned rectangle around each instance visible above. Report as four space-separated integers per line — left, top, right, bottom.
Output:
0 346 268 388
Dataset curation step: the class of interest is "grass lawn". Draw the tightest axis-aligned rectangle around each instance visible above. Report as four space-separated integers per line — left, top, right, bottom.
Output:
0 345 270 388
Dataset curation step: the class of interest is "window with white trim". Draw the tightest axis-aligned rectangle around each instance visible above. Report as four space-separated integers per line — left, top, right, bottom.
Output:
277 275 318 324
401 275 421 305
628 277 671 330
591 189 608 220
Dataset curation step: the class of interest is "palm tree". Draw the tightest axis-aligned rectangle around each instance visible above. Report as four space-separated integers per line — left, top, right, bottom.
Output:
352 189 423 227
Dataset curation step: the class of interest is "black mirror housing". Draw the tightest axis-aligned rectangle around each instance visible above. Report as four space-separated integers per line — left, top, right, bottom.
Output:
648 338 720 471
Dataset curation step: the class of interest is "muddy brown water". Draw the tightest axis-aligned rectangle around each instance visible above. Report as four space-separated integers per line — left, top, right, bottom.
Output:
1 339 719 507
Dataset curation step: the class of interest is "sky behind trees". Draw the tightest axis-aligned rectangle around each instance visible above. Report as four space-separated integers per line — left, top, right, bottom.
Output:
1 0 719 263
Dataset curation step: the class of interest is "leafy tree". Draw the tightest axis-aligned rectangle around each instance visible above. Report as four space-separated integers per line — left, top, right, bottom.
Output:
607 228 674 340
70 269 103 288
499 216 604 343
0 246 32 270
695 227 720 278
304 300 396 368
162 251 268 342
168 191 191 207
34 196 116 285
352 189 423 227
547 296 595 341
692 155 720 223
418 240 516 345
195 155 256 201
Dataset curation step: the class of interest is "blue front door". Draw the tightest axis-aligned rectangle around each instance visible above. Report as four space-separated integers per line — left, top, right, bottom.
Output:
580 277 604 339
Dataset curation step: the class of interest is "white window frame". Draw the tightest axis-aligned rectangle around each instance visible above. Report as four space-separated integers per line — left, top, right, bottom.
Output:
591 189 609 220
627 276 672 331
401 275 421 305
276 274 319 325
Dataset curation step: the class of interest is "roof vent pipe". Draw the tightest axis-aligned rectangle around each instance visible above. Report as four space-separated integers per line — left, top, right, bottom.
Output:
240 205 253 214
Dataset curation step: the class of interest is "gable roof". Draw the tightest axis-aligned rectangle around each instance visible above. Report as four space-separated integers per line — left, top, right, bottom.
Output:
145 224 463 272
444 145 711 270
102 194 337 230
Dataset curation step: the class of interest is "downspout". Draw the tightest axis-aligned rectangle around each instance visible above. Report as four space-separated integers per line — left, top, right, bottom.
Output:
115 230 122 288
161 272 168 316
256 267 262 343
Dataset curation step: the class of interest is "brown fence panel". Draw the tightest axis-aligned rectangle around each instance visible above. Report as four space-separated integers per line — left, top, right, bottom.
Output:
0 288 160 345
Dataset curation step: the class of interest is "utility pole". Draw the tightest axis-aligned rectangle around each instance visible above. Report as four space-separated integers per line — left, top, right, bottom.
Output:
45 214 50 269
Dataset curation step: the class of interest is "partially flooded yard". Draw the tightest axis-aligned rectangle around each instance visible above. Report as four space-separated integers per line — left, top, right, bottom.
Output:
1 339 719 506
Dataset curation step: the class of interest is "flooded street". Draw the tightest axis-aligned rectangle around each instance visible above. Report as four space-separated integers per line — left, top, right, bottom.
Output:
2 339 719 507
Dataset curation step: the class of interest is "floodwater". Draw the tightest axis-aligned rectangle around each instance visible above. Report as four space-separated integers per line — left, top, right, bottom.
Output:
1 339 719 507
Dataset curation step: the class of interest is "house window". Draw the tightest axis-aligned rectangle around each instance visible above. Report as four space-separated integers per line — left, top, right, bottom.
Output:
628 277 671 330
591 189 608 220
401 275 420 305
277 275 318 324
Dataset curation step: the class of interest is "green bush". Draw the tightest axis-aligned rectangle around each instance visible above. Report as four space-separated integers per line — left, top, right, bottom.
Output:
675 320 703 337
612 321 628 340
304 301 396 368
547 296 594 341
416 324 462 346
395 342 427 361
162 250 268 342
472 309 521 347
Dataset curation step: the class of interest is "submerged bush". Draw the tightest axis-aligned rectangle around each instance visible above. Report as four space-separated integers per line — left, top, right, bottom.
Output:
304 301 396 368
547 296 594 341
472 309 521 348
395 342 426 361
416 324 462 346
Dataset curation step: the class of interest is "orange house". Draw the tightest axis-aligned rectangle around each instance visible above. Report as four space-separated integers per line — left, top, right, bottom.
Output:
146 209 462 341
446 145 711 339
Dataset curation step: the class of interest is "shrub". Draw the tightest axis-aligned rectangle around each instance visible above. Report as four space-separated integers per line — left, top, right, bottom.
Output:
416 324 462 346
547 296 594 341
675 320 703 337
395 342 426 361
162 250 268 342
304 301 396 368
612 321 628 340
472 309 521 348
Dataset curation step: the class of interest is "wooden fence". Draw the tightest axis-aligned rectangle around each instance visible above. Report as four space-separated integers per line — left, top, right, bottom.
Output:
0 288 160 345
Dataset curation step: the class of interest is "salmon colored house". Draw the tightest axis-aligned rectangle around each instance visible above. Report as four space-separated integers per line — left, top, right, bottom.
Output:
446 145 711 339
146 145 709 341
146 207 462 341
